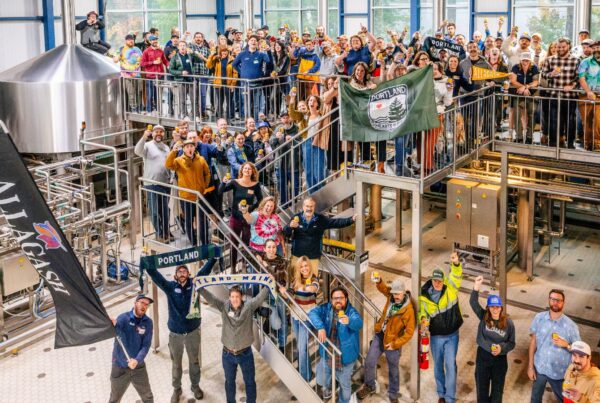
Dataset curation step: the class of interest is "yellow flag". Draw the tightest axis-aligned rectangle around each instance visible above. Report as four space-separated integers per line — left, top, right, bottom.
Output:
471 65 510 81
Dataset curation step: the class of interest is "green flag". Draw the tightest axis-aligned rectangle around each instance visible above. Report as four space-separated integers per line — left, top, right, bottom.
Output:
340 65 440 142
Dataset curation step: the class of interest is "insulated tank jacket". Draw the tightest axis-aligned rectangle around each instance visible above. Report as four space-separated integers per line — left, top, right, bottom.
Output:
419 262 464 336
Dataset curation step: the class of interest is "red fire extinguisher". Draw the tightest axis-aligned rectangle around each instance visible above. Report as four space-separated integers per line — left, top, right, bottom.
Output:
419 326 430 370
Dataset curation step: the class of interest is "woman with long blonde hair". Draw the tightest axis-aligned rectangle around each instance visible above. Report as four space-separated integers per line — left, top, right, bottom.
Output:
279 256 319 381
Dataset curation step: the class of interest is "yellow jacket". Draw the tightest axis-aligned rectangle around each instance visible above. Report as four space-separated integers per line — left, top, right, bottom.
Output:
206 54 238 87
165 150 211 201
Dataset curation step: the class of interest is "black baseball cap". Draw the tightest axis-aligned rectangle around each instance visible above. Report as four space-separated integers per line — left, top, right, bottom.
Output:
125 34 135 40
135 294 154 304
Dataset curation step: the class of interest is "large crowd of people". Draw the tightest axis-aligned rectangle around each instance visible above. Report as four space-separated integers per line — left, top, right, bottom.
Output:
98 11 600 403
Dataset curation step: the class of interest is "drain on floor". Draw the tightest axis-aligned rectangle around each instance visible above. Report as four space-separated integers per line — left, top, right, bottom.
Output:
43 347 51 352
568 273 574 277
37 373 45 379
585 306 592 310
586 245 591 248
88 347 96 352
521 290 527 293
216 323 222 328
85 372 94 377
577 259 583 262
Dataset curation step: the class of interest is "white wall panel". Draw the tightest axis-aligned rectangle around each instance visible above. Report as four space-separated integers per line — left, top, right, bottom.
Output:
187 0 216 14
0 1 41 17
225 16 242 30
0 22 44 72
187 17 218 38
475 0 508 13
225 0 244 14
344 0 368 14
344 16 368 35
53 0 97 17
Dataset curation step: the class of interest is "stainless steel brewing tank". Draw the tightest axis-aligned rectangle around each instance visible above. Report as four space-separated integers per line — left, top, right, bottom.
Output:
0 44 123 154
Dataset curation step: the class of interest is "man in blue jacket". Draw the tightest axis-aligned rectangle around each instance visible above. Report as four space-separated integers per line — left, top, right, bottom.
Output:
146 258 218 402
232 35 270 121
110 295 154 403
309 286 363 402
283 197 356 271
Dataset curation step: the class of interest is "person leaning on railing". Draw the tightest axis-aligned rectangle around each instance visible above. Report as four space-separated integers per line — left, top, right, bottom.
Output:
356 278 415 403
140 35 168 114
169 41 195 119
577 40 600 151
206 46 237 121
509 52 539 143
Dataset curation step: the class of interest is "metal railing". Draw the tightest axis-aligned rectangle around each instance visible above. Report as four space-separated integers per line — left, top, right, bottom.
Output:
138 176 343 401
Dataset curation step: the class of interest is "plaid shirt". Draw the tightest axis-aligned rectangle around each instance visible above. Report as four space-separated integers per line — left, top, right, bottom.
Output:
329 312 342 369
540 54 580 98
189 42 211 76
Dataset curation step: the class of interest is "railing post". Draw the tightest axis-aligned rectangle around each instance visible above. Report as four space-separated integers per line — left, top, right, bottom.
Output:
556 92 562 159
193 79 198 126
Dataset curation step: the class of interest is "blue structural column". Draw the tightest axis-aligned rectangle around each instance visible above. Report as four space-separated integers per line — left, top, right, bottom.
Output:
410 0 420 35
42 0 56 50
98 0 106 41
216 0 226 33
339 0 344 34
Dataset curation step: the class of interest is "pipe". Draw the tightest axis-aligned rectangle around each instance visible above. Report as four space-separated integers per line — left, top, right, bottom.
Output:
60 0 76 45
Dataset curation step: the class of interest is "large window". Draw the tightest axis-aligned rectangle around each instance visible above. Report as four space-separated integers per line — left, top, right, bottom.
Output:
372 0 410 39
328 0 339 38
264 0 318 34
445 0 470 38
420 0 434 36
106 0 182 48
512 0 574 42
592 0 600 39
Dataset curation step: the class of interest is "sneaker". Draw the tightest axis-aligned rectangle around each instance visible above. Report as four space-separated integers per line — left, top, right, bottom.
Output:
389 399 399 403
171 388 182 403
356 384 376 400
322 388 332 400
191 385 204 400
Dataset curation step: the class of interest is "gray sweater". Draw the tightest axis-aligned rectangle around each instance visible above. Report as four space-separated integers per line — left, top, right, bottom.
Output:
200 287 269 351
469 290 516 355
134 136 171 184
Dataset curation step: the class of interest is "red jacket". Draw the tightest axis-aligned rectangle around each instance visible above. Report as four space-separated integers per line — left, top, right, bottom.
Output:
140 47 168 79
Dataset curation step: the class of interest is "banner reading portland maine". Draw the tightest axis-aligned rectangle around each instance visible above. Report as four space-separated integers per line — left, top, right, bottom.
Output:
340 66 440 142
0 131 115 348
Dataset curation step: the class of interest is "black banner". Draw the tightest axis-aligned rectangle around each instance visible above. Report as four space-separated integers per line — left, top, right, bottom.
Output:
0 131 115 348
422 37 466 61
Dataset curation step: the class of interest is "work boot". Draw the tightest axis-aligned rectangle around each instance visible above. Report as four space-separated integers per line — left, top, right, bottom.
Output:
356 384 376 400
171 388 182 403
191 385 204 400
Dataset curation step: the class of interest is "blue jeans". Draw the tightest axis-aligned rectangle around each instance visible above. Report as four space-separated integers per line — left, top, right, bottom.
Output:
146 185 169 239
276 168 300 209
145 80 157 112
292 318 312 381
302 142 326 194
222 348 256 403
198 77 208 114
530 370 563 403
364 332 401 400
244 84 264 121
430 331 459 403
317 358 354 403
179 200 208 246
270 297 287 349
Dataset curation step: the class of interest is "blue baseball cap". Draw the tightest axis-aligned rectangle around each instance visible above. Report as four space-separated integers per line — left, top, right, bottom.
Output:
487 294 503 307
149 35 159 41
256 121 270 129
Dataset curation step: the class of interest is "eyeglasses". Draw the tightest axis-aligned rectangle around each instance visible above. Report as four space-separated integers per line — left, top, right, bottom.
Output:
549 297 564 303
419 57 429 61
331 296 346 301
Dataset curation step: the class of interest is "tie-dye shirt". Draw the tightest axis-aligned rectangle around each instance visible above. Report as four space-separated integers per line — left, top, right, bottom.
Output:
248 212 283 251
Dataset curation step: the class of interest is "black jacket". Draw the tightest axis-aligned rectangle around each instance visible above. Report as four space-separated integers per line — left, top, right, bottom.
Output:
283 212 354 259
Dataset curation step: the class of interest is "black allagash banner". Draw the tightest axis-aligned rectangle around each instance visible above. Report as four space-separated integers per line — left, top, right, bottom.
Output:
0 132 115 348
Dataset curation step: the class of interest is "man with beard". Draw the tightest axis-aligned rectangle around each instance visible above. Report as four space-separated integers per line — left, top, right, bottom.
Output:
501 28 532 68
572 29 591 58
314 25 328 46
166 139 211 246
309 287 363 401
270 112 300 208
578 41 600 151
114 33 143 113
140 35 168 113
562 341 600 402
109 295 154 403
232 36 270 121
135 125 171 243
528 289 581 403
146 260 218 402
540 37 580 148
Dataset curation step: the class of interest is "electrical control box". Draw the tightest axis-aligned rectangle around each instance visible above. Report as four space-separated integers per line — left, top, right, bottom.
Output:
446 179 478 245
0 251 40 296
471 184 500 251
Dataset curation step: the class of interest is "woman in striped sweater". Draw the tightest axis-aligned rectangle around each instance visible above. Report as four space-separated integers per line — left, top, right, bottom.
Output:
279 256 319 381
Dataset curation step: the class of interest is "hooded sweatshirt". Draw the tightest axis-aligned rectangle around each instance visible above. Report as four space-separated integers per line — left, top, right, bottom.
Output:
563 363 600 403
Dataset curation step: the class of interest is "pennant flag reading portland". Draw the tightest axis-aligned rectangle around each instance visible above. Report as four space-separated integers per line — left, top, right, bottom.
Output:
471 65 510 81
340 66 440 142
0 131 115 348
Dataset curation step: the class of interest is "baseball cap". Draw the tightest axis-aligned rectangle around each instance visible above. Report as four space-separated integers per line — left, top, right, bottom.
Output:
279 111 290 118
593 40 600 47
582 38 595 45
431 268 445 281
182 139 196 146
149 35 159 41
125 33 135 40
176 265 190 272
519 33 531 41
262 25 269 30
256 121 270 129
571 341 591 356
152 125 165 132
531 32 542 40
136 294 154 304
579 29 590 35
486 294 503 307
390 279 406 294
520 52 533 61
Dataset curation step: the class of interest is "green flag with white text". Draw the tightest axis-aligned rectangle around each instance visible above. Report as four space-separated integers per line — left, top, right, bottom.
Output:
340 65 440 142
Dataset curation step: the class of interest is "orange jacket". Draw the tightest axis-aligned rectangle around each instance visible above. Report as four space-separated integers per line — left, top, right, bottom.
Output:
374 280 416 350
165 150 210 201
